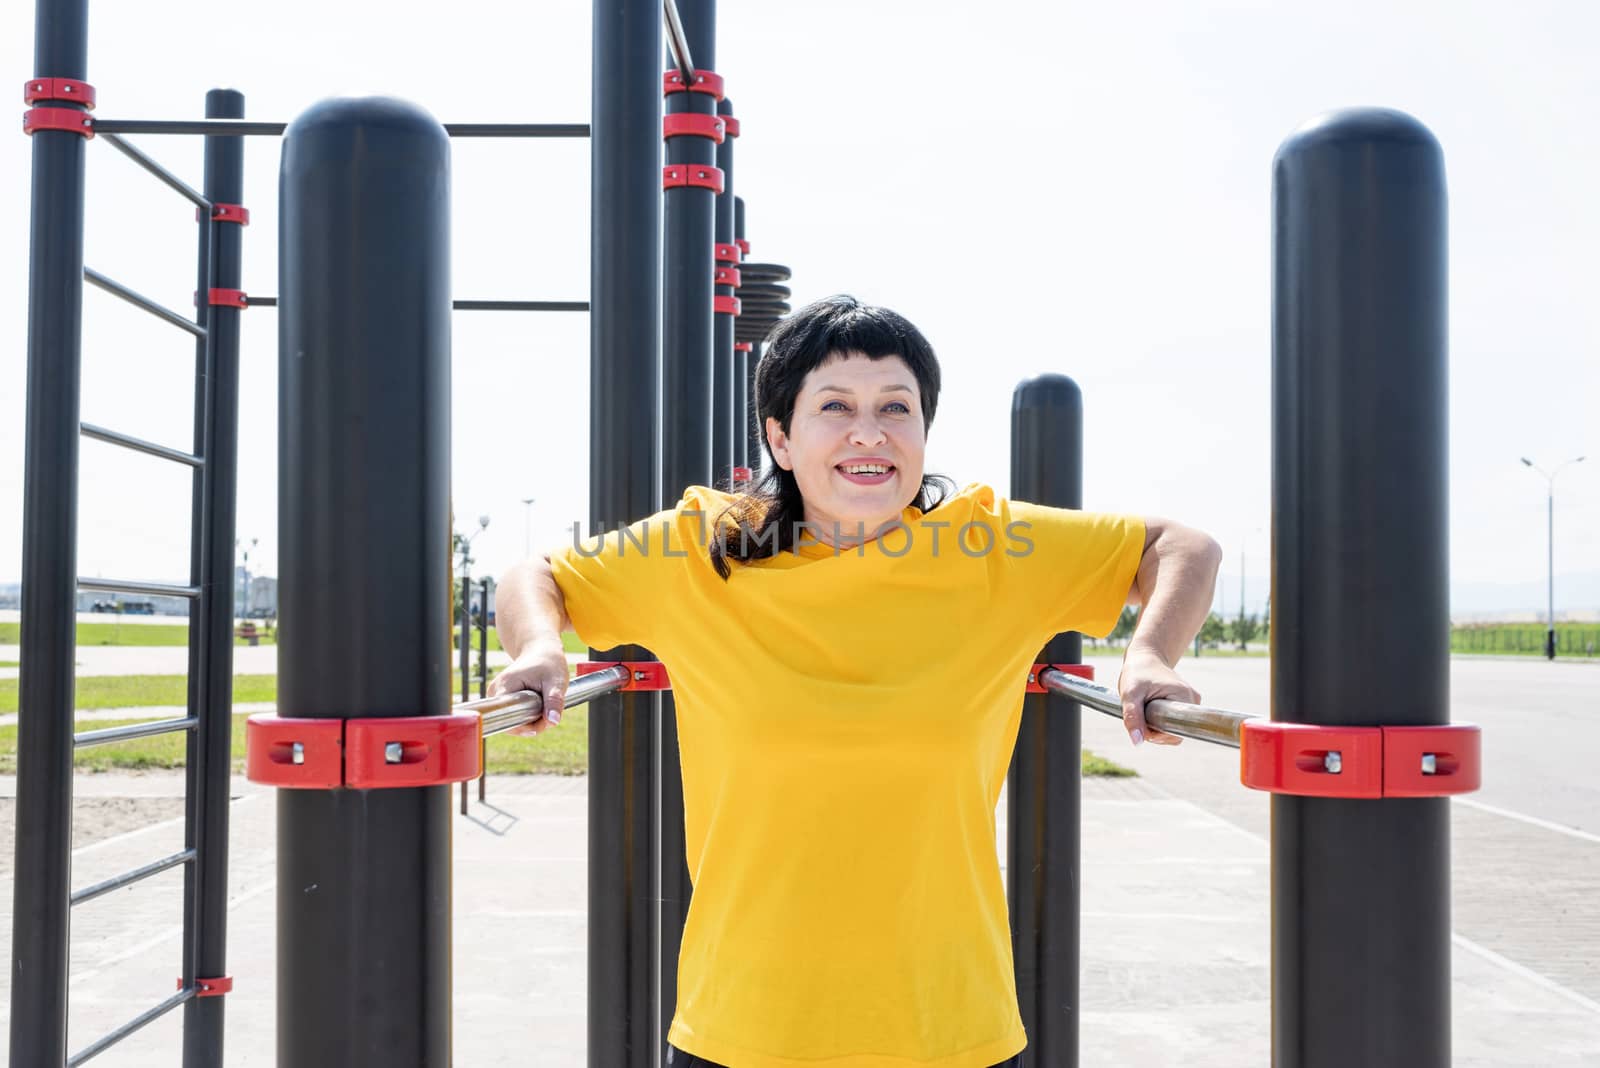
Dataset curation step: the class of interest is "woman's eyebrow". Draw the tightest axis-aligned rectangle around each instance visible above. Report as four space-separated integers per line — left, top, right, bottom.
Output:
814 383 916 394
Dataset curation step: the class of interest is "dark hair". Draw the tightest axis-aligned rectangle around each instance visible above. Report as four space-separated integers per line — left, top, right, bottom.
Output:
709 295 955 579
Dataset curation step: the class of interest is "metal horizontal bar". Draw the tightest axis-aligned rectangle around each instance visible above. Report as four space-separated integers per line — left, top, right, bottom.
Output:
83 268 205 338
71 847 196 906
67 987 195 1066
78 577 201 599
91 119 589 138
663 0 695 80
466 664 631 737
81 422 203 467
452 300 590 312
75 716 198 750
98 133 210 210
245 297 589 312
1038 667 1258 749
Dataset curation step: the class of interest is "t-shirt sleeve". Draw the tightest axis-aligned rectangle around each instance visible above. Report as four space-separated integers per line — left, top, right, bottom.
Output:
548 507 684 653
1001 498 1146 639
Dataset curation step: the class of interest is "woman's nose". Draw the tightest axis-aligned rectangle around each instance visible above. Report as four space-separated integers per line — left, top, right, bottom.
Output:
848 411 887 444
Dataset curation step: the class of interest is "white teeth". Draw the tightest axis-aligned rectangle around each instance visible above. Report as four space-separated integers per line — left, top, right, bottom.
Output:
841 464 890 475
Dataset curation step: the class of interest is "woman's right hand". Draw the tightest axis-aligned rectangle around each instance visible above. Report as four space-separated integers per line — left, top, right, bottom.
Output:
489 636 571 735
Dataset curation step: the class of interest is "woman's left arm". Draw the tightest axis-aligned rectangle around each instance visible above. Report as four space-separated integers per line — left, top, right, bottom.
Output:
1118 518 1224 746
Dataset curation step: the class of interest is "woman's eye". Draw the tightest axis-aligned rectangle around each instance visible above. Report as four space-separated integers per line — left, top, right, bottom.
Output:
822 400 847 412
885 402 910 414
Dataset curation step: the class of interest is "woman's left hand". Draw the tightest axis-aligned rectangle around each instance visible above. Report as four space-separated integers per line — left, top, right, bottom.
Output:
1116 649 1194 747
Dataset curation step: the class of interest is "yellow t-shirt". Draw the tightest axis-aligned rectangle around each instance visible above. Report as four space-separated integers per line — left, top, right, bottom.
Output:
551 482 1145 1068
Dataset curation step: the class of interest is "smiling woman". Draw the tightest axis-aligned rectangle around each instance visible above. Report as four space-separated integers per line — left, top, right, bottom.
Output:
493 294 1223 1068
709 295 954 575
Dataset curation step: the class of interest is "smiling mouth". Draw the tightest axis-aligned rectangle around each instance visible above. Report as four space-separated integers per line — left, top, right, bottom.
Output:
836 463 895 484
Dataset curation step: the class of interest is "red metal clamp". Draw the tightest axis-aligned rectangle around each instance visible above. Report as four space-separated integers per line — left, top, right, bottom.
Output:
735 238 751 255
178 976 234 998
576 660 671 691
245 716 343 789
714 242 742 264
715 266 741 288
663 113 725 142
722 115 740 138
24 77 96 109
346 713 483 789
199 288 248 308
663 69 726 100
199 203 250 226
732 466 753 482
246 712 486 790
734 342 753 352
22 106 94 139
663 164 724 194
1026 662 1095 693
714 294 741 316
1239 721 1480 799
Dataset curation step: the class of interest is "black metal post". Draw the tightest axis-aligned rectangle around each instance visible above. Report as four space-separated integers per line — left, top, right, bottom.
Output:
712 96 736 485
477 578 489 699
659 0 716 1048
460 566 472 704
181 86 246 1068
277 97 453 1068
10 0 90 1062
660 0 717 1055
1271 108 1450 1068
1007 375 1084 1068
592 1 663 1064
733 195 748 474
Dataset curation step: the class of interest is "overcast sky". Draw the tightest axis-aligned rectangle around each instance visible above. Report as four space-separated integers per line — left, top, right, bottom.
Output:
2 0 1596 619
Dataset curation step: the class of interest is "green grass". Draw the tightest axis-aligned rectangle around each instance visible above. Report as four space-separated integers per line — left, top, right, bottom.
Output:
1451 622 1599 658
1081 749 1136 777
454 630 586 655
0 674 279 715
0 621 276 648
0 661 16 669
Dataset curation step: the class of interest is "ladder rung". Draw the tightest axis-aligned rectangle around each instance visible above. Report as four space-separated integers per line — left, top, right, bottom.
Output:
83 267 206 338
77 577 200 599
81 423 203 468
71 848 196 907
67 987 194 1066
75 716 197 749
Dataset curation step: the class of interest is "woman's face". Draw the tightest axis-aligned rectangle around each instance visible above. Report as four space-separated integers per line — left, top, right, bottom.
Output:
766 351 927 545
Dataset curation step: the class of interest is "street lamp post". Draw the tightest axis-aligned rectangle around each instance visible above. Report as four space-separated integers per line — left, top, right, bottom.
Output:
1520 455 1585 660
521 496 536 558
458 515 490 701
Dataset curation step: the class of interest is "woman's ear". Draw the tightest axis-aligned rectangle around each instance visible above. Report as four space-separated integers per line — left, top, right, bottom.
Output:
766 416 793 471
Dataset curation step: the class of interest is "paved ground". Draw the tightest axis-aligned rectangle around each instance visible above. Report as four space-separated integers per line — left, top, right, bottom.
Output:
0 655 1595 1065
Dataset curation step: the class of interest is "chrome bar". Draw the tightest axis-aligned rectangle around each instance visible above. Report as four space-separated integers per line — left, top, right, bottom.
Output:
71 848 196 906
75 716 197 750
98 133 210 209
80 422 204 467
91 119 590 138
78 577 201 599
463 664 632 737
66 987 195 1066
245 297 590 312
83 267 205 338
1037 667 1257 749
663 0 695 80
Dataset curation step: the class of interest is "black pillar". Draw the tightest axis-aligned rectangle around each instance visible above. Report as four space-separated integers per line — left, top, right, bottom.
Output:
10 0 90 1063
1271 108 1450 1068
181 86 247 1068
659 0 717 1057
277 97 453 1068
732 195 748 475
712 96 737 485
1007 374 1085 1068
591 1 663 1064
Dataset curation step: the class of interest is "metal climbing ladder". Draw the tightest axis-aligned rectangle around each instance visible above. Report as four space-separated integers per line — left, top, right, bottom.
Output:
13 11 249 1058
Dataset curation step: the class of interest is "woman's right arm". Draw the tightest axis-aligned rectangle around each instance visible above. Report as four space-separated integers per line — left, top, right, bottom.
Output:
489 553 574 728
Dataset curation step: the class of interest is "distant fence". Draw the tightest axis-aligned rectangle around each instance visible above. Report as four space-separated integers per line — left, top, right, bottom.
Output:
1451 624 1600 656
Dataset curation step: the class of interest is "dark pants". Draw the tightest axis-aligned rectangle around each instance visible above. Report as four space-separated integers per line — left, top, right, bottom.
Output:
667 1044 1024 1067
